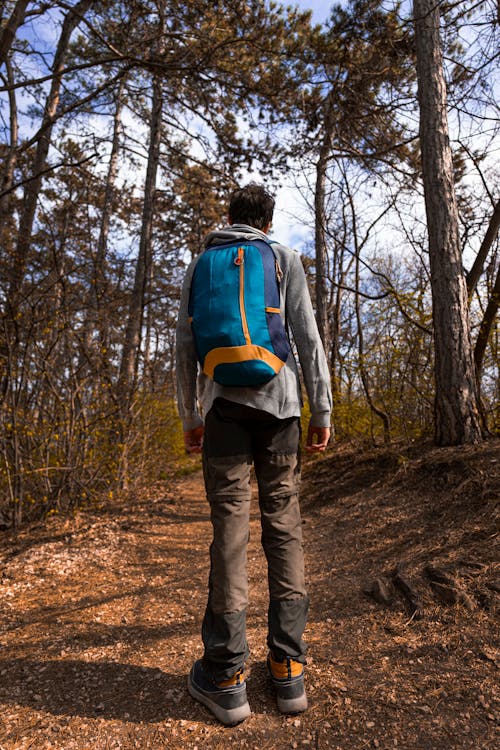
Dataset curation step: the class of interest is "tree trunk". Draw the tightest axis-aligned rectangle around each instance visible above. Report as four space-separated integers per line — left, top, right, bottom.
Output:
118 74 163 404
314 90 335 355
86 76 125 360
474 262 500 374
0 0 30 65
414 0 482 445
466 199 500 300
6 0 93 319
0 57 18 262
0 0 93 518
348 178 391 444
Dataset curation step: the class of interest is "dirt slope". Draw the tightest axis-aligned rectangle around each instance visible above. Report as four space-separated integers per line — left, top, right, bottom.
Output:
0 439 498 750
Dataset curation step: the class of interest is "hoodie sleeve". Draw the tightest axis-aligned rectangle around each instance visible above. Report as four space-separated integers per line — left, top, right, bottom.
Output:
175 259 204 431
285 250 332 428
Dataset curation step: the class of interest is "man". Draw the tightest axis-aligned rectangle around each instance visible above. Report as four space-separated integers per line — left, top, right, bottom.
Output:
176 183 331 725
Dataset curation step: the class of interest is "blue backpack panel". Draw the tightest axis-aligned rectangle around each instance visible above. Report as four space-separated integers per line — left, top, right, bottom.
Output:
188 239 290 386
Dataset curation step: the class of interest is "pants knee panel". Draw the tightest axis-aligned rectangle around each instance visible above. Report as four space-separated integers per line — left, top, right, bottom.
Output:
203 453 252 497
255 452 300 499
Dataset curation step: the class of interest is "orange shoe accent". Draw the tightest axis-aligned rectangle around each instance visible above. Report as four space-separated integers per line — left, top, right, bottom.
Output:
268 653 303 680
216 669 244 688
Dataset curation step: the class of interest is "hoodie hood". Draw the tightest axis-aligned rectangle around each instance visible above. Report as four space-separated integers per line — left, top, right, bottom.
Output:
204 223 270 247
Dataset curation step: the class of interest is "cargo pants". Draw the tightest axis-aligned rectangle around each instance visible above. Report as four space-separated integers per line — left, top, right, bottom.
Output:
201 398 309 682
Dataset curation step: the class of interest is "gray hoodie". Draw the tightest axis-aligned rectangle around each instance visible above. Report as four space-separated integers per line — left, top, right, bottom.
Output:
176 224 332 431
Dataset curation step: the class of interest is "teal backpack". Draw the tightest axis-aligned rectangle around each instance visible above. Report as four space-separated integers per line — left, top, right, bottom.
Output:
188 239 290 386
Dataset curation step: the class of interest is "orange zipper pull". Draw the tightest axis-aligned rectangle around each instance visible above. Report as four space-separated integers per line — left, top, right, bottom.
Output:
275 258 283 281
234 247 244 265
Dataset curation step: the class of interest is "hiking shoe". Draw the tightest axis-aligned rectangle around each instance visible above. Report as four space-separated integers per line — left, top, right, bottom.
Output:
187 660 251 726
267 651 308 714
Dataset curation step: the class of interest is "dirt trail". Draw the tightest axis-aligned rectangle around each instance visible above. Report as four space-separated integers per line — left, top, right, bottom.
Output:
0 441 498 749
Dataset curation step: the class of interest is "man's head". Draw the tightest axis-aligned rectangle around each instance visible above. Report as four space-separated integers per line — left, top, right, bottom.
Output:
228 182 275 231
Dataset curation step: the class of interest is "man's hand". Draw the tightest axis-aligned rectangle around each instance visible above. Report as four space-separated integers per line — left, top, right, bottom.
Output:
183 426 204 454
306 424 331 453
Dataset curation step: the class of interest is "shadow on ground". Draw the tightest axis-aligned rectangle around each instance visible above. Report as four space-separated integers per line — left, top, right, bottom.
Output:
0 658 191 723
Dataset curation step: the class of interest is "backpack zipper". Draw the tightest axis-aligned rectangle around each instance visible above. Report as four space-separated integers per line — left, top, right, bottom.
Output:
235 247 251 345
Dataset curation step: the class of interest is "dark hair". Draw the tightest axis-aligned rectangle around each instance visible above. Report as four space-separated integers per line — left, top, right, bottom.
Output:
228 182 275 230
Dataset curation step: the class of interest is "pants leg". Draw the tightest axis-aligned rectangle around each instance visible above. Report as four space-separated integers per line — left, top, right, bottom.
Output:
201 402 252 682
200 399 309 679
253 418 309 662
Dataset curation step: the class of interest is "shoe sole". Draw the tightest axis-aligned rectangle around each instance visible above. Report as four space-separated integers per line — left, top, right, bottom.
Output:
277 692 308 714
187 675 251 726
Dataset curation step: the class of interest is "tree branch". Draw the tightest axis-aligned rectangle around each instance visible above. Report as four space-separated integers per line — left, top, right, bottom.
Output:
467 199 500 299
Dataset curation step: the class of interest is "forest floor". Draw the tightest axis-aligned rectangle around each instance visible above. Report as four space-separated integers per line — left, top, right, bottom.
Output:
0 438 498 750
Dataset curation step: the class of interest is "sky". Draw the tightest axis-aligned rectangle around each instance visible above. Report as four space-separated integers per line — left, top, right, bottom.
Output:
294 0 332 24
266 1 332 251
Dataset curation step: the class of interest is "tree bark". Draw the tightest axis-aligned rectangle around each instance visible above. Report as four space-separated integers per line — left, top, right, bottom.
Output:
474 263 500 374
6 0 93 319
466 199 500 300
88 75 126 358
348 177 391 444
0 57 18 258
314 90 335 355
0 0 30 65
414 0 482 445
118 73 163 403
